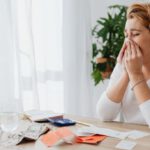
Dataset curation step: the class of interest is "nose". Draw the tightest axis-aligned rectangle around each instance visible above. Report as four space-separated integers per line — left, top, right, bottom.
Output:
126 34 132 40
125 31 133 40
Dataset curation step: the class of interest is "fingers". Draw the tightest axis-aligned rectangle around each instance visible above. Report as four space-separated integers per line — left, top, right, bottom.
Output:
127 41 132 56
134 43 142 57
117 39 142 64
124 40 143 67
130 41 136 57
117 41 127 63
125 41 131 60
130 40 142 57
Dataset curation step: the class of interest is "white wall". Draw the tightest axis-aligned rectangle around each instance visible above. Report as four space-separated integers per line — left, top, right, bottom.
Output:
90 0 148 27
90 0 146 117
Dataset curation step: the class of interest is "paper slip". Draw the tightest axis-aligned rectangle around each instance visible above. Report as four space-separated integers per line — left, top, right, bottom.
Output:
76 126 128 139
127 130 150 140
116 140 136 150
76 135 107 144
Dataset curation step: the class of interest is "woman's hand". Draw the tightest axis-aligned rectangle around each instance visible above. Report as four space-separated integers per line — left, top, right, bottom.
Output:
117 41 127 64
124 40 143 81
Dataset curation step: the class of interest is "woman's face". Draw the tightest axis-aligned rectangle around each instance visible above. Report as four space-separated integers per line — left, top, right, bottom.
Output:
124 17 150 63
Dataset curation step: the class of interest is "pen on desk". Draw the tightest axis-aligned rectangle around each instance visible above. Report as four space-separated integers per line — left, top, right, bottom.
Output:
73 120 92 126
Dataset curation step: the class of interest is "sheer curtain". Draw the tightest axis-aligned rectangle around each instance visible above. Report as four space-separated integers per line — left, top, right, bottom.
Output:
13 0 64 112
63 0 94 117
0 0 94 117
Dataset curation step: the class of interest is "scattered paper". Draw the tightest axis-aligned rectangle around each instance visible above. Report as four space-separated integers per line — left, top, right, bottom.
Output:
76 135 107 144
127 130 150 140
116 140 136 150
24 122 49 140
41 127 75 147
76 126 128 139
40 131 61 147
24 110 63 122
0 123 49 147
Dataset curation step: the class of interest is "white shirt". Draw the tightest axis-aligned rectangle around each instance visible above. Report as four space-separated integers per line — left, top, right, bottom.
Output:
97 63 150 126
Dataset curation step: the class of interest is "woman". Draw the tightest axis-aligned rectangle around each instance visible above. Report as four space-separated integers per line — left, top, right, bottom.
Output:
96 3 150 126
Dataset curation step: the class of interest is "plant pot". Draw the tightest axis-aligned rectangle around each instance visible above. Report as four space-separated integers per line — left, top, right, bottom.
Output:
96 57 115 79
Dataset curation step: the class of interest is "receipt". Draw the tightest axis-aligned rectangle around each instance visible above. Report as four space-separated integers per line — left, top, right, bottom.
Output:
76 126 128 139
127 130 150 139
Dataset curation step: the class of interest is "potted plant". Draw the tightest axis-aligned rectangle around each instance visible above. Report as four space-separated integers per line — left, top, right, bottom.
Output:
91 5 127 85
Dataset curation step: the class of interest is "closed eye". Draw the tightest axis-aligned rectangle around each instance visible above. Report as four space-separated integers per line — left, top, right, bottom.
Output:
132 33 140 37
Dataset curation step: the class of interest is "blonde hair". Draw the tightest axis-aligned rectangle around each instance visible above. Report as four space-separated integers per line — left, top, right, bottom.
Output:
127 3 150 30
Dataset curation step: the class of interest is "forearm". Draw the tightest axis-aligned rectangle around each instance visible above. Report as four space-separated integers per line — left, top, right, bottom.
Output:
130 73 150 104
130 73 150 126
97 92 121 121
107 71 129 103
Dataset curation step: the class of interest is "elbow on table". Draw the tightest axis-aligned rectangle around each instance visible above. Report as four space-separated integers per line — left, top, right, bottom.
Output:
96 107 114 122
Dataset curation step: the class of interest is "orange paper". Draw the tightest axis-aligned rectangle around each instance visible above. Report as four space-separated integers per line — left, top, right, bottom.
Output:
76 135 107 144
41 131 60 147
55 127 75 138
41 127 75 147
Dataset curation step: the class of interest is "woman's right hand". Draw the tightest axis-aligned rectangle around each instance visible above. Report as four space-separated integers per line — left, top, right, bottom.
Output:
117 41 127 64
117 40 129 79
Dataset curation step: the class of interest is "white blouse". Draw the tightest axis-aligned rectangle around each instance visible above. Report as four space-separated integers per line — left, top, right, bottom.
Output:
96 63 150 126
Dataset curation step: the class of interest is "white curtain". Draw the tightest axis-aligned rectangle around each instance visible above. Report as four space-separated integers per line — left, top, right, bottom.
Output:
0 0 21 112
0 0 94 117
63 0 94 117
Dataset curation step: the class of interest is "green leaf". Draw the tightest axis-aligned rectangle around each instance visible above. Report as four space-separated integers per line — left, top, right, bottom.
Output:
97 20 105 26
91 70 103 85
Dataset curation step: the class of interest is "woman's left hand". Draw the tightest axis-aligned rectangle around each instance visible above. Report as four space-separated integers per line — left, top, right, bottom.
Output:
124 40 143 80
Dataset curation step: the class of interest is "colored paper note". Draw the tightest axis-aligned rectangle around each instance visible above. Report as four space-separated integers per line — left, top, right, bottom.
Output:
41 127 75 147
41 131 61 147
76 135 107 144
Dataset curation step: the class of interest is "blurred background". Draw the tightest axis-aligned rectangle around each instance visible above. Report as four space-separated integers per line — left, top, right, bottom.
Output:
0 0 147 118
